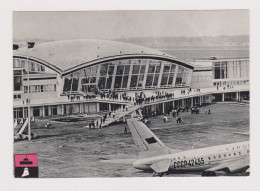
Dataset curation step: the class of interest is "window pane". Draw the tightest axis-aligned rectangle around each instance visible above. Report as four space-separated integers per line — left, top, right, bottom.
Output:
63 78 72 92
14 76 22 91
171 65 176 72
21 60 25 68
98 77 106 89
106 76 112 89
153 74 159 86
100 64 108 76
114 76 122 88
155 64 161 73
161 74 168 85
163 65 170 73
14 70 22 75
116 65 124 75
146 75 153 86
31 62 35 71
71 78 79 91
122 75 129 88
138 75 144 87
168 72 175 84
175 73 183 85
130 75 138 87
90 77 96 83
132 65 140 74
214 67 220 79
148 64 155 73
168 76 174 85
140 65 146 73
108 65 114 75
124 65 130 75
81 77 89 84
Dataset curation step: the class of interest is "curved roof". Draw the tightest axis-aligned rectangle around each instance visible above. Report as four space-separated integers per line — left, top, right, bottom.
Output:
13 39 193 72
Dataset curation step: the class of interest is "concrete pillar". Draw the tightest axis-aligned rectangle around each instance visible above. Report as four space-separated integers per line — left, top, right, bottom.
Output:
96 102 100 112
238 92 241 101
108 103 111 112
191 97 193 107
181 99 184 107
42 106 45 117
162 103 165 114
199 96 202 105
48 106 51 116
30 107 33 117
61 104 64 115
78 103 81 113
222 93 225 102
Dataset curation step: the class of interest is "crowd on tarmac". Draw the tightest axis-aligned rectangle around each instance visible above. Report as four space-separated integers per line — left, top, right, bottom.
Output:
148 103 212 125
58 87 214 130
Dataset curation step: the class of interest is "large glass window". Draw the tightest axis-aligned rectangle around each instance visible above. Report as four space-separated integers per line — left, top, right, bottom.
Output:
182 68 192 86
129 60 146 89
62 58 193 92
175 66 184 86
213 62 221 79
13 108 23 119
113 61 131 90
130 75 138 87
161 63 176 87
63 77 72 92
13 70 22 91
145 60 161 88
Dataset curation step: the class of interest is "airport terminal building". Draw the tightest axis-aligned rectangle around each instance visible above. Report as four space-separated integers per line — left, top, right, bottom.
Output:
13 39 249 119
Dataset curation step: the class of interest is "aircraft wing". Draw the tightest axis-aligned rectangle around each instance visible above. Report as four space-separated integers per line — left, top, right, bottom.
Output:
150 159 171 173
203 157 249 176
127 119 166 152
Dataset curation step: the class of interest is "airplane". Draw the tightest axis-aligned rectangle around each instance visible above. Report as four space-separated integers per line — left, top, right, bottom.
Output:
126 118 250 176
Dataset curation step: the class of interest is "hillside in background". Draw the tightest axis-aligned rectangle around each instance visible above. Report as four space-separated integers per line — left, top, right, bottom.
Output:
14 35 249 48
114 35 249 49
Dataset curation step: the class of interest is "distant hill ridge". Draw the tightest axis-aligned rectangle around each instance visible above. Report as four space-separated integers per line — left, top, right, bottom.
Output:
114 35 249 48
13 35 249 49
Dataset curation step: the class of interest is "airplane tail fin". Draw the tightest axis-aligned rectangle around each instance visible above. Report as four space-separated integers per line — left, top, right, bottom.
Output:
127 118 172 158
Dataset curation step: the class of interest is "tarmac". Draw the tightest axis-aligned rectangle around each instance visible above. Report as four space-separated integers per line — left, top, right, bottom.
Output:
13 102 249 177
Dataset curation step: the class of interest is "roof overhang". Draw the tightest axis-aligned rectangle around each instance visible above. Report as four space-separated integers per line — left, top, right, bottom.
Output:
63 53 194 76
13 55 63 74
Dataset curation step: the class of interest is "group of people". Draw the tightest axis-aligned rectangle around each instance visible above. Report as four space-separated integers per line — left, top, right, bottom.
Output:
216 84 235 91
67 94 96 102
86 117 103 130
163 113 182 124
190 106 200 114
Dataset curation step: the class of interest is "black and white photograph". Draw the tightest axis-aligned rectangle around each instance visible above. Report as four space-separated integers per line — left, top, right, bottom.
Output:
11 10 250 179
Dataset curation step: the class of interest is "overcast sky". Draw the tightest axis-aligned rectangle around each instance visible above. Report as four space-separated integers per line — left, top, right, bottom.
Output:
13 10 249 40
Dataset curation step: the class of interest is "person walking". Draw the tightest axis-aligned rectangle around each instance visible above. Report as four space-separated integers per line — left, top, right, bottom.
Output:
124 126 128 134
163 115 168 123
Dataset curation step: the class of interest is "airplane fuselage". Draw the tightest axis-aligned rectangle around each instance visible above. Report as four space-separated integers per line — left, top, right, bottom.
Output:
133 141 249 173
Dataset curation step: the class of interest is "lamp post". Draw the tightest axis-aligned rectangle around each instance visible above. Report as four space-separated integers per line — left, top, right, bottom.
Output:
27 42 35 140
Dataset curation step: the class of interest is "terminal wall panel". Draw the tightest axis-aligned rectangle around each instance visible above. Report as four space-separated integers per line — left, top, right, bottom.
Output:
190 71 213 88
88 103 97 113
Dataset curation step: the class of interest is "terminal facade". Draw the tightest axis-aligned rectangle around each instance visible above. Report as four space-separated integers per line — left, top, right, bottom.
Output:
13 39 250 119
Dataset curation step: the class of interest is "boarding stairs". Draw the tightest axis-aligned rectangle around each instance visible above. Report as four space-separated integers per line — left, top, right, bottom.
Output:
13 119 18 129
14 118 28 136
101 103 142 127
14 118 37 141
